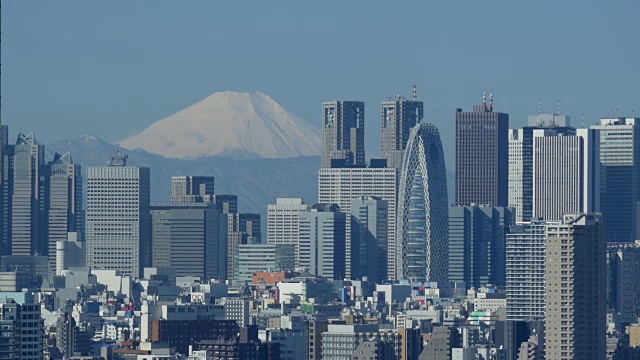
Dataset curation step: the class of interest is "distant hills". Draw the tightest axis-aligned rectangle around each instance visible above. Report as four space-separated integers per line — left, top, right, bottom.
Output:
120 91 322 160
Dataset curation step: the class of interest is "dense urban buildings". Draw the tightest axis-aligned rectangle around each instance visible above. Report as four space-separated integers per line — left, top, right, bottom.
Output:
448 205 513 288
545 213 606 360
85 148 151 278
299 204 346 280
321 100 365 168
396 121 448 282
171 175 215 203
380 95 424 169
455 94 509 207
606 241 640 326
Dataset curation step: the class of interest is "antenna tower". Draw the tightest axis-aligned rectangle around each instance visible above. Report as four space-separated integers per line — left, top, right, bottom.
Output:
412 84 417 101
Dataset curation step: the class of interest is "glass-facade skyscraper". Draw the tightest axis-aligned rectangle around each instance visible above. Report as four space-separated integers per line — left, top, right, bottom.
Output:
321 101 365 168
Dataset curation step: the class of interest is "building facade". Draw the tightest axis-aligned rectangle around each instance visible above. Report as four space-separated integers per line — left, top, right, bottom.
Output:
380 98 424 169
321 101 365 168
267 198 308 266
234 244 295 283
448 205 513 288
606 241 640 326
0 296 44 360
86 149 151 278
299 204 346 280
171 175 214 203
455 96 509 207
350 196 388 283
396 122 448 281
545 213 606 360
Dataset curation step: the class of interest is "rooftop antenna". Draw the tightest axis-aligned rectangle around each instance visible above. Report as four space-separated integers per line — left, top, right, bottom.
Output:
386 96 392 101
397 94 401 101
581 113 584 128
482 91 487 109
557 100 560 115
489 92 493 111
538 99 542 115
412 84 417 101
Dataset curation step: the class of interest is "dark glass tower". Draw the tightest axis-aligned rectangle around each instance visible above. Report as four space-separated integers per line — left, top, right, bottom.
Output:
380 97 424 169
321 101 365 168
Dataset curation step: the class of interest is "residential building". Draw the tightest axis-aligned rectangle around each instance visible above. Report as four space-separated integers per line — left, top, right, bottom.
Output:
508 114 574 222
592 117 640 242
321 100 365 168
0 295 44 360
350 196 388 283
545 213 606 359
380 96 424 169
449 205 513 288
85 148 151 278
396 121 448 281
267 198 308 266
318 167 397 279
171 175 214 203
299 204 346 280
455 94 509 207
532 128 600 221
11 132 45 257
45 152 83 273
506 220 551 321
419 326 462 360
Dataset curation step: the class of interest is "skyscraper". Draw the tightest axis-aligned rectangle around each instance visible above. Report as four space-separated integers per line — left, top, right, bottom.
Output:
505 219 552 321
508 114 574 222
267 198 308 266
86 148 151 278
318 167 397 279
396 121 448 281
350 196 388 283
592 117 640 242
45 152 83 273
455 94 509 207
321 101 365 168
448 205 513 288
0 125 9 256
11 133 45 256
606 241 640 326
171 176 215 203
299 204 346 280
380 96 424 169
532 128 599 221
545 213 606 360
212 194 238 215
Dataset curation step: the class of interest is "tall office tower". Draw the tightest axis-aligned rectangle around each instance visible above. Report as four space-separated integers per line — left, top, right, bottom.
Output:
592 117 640 242
505 219 553 321
448 205 513 288
380 96 424 169
0 125 8 256
229 213 261 242
299 204 346 280
606 241 640 326
318 167 397 279
455 94 509 207
321 101 365 168
0 295 44 360
533 128 600 221
213 194 238 214
234 243 295 282
11 133 45 257
396 121 448 281
545 213 606 360
508 114 574 222
86 148 151 279
226 231 247 281
45 152 82 273
150 203 227 280
350 196 388 283
267 198 308 266
171 176 215 203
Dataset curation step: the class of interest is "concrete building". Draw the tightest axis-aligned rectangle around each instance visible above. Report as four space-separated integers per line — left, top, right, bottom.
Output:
45 152 83 273
397 122 449 281
508 114 574 222
55 232 86 274
0 295 44 360
234 244 295 283
267 198 308 266
592 117 640 242
321 324 400 360
545 213 606 360
321 100 365 168
228 213 261 243
419 326 462 360
448 205 513 288
0 125 9 257
259 328 305 360
455 95 509 207
606 241 640 326
380 96 424 169
150 204 227 280
318 167 397 279
212 194 238 215
223 298 250 327
299 204 346 280
505 220 551 321
350 196 388 283
86 148 151 279
532 128 600 221
171 175 214 203
11 132 45 257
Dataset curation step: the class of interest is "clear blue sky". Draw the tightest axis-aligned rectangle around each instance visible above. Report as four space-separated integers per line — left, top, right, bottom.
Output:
2 0 638 167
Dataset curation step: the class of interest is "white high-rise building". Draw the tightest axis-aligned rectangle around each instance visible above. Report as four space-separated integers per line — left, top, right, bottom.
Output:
86 149 151 279
532 128 599 221
267 198 308 265
318 167 397 279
